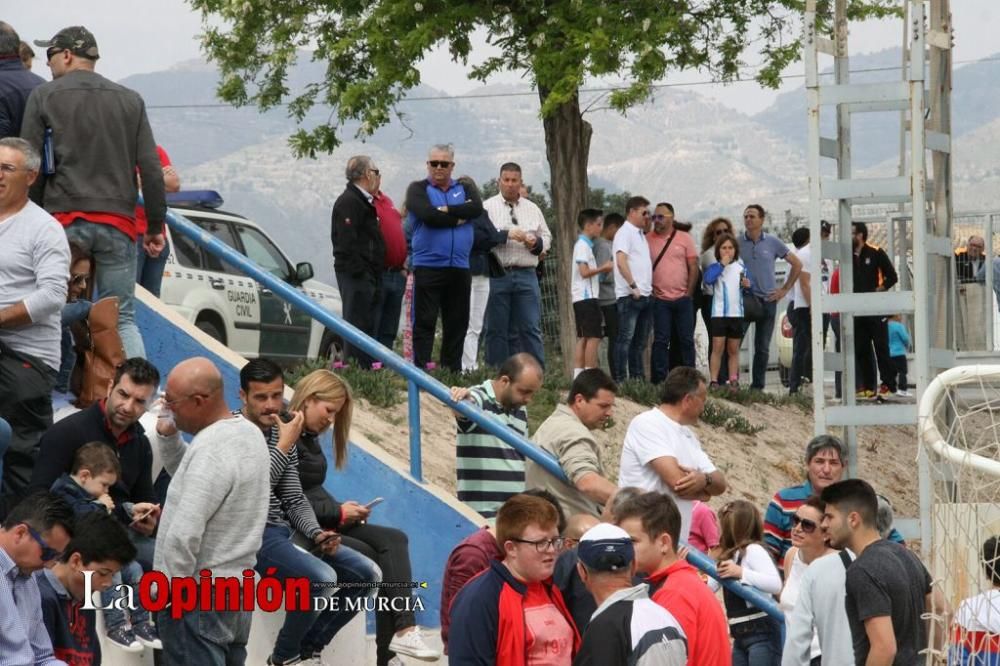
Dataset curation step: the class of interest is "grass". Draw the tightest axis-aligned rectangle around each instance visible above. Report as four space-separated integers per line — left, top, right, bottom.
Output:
701 399 766 435
710 384 813 412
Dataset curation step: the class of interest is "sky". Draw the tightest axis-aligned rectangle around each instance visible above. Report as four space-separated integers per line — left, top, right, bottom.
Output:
10 1 999 115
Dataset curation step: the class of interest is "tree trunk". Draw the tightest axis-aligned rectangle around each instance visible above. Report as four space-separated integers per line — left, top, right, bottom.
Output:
539 87 592 380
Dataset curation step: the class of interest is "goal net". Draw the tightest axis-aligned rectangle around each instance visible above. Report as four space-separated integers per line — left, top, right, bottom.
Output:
919 365 1000 664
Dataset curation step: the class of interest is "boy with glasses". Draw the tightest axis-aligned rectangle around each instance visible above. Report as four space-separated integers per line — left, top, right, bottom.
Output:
449 493 580 663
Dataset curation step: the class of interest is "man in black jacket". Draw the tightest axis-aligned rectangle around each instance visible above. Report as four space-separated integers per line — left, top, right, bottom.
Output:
29 358 161 568
851 222 899 397
331 155 386 368
0 22 44 138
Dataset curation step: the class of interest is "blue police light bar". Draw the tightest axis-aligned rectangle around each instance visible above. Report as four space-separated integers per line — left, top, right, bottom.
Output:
166 190 225 209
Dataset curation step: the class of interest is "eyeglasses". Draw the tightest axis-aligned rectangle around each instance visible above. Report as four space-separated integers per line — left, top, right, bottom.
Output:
427 160 453 169
0 163 31 175
70 273 89 286
714 228 729 236
641 210 650 217
368 168 380 176
511 536 565 552
791 515 819 534
46 47 67 61
23 524 62 562
651 214 666 222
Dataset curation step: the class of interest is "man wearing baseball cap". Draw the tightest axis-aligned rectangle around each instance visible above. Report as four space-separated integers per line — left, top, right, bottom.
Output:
21 25 165 361
574 523 688 665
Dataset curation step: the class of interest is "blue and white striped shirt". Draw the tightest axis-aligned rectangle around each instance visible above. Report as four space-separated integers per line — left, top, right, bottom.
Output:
0 547 65 666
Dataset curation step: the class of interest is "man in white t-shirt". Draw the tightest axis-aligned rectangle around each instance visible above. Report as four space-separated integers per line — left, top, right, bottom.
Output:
789 227 812 395
572 209 613 378
617 367 727 542
611 196 653 383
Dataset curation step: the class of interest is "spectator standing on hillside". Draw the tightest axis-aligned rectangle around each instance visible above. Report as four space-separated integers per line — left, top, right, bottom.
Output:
527 368 618 519
371 169 407 353
451 353 543 519
331 155 386 368
462 175 524 371
135 145 181 297
648 202 698 383
23 26 166 359
612 196 654 382
789 227 813 395
0 23 44 138
0 137 70 513
406 144 483 372
618 367 727 542
483 162 551 369
821 479 945 665
739 204 802 390
887 314 911 397
851 222 898 398
956 235 986 284
595 213 622 377
572 209 612 377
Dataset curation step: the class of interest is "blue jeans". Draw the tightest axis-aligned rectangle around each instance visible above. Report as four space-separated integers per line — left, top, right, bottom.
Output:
742 299 778 390
484 267 545 368
651 296 695 383
731 621 782 666
0 417 10 492
613 296 652 382
56 300 92 393
101 559 148 630
64 220 145 359
255 523 381 661
159 608 252 666
372 270 406 351
136 237 171 298
789 306 812 393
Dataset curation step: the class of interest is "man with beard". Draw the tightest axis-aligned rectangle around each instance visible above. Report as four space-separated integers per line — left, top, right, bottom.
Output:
450 353 543 520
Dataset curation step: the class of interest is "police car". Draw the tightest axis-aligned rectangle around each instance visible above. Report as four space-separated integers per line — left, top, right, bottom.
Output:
159 191 343 365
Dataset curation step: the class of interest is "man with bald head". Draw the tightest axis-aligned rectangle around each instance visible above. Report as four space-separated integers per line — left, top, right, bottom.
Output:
150 357 270 664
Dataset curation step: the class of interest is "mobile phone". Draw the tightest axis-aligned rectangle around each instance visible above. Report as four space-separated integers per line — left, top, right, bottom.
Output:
130 508 154 526
278 410 294 423
365 497 385 509
311 533 341 553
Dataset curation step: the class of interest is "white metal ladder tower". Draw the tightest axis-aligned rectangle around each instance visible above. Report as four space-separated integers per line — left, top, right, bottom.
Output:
804 0 953 553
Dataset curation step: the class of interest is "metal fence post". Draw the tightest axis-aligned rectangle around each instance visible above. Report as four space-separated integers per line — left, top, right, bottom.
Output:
408 380 423 482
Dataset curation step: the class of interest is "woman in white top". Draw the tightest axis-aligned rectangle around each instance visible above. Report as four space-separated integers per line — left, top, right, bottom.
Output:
779 497 836 666
703 232 752 389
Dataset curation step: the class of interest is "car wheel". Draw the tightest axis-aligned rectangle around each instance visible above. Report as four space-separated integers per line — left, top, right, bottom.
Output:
195 317 226 345
319 330 345 363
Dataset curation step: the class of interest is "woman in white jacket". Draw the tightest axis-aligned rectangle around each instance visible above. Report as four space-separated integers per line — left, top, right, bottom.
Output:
702 232 752 388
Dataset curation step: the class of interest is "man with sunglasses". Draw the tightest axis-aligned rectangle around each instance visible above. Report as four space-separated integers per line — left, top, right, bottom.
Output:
0 490 75 663
449 493 580 663
0 137 70 518
21 26 166 361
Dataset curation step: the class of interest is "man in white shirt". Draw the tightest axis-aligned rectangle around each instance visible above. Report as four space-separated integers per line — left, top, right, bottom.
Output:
611 196 653 382
789 227 812 395
482 162 552 369
617 367 727 542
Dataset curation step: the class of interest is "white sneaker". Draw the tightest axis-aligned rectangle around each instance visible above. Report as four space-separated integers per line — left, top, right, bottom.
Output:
387 658 405 666
389 629 441 661
896 389 912 397
299 657 329 666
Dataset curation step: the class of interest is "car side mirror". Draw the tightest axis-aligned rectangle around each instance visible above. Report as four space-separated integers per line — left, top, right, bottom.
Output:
295 262 314 284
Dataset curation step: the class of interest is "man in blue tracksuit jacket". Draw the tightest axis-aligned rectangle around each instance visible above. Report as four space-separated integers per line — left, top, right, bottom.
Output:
404 144 483 371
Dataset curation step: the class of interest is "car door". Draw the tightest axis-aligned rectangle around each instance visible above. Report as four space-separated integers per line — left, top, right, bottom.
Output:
231 222 312 364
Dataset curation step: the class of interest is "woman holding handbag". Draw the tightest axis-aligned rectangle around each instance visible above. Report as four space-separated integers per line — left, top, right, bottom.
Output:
703 232 752 389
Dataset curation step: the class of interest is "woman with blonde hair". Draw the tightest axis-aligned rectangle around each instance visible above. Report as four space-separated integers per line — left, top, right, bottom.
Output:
293 369 440 664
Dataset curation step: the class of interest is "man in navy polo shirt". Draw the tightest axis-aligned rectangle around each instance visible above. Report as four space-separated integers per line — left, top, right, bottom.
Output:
738 204 802 390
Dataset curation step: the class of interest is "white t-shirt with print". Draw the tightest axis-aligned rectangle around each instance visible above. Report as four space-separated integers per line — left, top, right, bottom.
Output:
572 236 599 303
612 222 653 298
618 407 717 542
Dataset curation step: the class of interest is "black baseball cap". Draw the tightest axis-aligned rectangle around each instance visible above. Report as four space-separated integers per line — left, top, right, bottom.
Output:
34 26 99 60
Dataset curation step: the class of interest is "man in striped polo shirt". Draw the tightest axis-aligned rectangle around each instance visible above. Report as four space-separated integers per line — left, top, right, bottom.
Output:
450 353 543 519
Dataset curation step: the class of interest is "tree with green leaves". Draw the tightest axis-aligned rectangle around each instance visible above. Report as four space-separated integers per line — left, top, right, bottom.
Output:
191 0 895 375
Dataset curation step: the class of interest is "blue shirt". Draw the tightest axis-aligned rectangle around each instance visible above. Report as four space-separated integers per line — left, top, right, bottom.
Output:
888 320 911 358
738 231 789 298
0 547 64 666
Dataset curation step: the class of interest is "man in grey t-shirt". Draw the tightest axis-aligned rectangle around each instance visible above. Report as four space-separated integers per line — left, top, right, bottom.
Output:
595 213 622 378
821 479 945 665
0 137 69 513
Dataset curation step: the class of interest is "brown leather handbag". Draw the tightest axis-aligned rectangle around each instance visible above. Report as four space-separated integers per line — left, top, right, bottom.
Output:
70 297 126 408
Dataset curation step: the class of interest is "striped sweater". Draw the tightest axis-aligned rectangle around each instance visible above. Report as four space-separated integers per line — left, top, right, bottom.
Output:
455 380 528 519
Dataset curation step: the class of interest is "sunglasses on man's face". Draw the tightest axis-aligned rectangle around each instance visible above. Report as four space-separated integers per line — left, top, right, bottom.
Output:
24 523 62 562
427 160 453 169
791 515 819 534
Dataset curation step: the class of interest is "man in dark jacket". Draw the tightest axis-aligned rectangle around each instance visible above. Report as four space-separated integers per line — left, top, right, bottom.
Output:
405 144 483 371
29 358 161 568
331 155 386 368
851 222 899 397
21 26 166 360
0 22 44 138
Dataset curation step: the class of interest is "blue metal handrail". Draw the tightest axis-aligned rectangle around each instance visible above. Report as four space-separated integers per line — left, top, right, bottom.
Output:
162 206 784 626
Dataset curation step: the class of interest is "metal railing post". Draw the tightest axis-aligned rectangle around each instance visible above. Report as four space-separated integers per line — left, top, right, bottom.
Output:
408 380 422 482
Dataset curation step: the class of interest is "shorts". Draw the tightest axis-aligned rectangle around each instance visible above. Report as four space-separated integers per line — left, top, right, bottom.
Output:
710 316 743 339
573 299 603 338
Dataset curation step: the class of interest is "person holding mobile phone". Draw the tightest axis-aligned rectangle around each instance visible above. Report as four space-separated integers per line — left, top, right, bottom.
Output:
237 359 383 666
291 368 440 664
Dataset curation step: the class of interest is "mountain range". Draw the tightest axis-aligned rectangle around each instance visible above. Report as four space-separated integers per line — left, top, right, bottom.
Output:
123 49 1000 283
